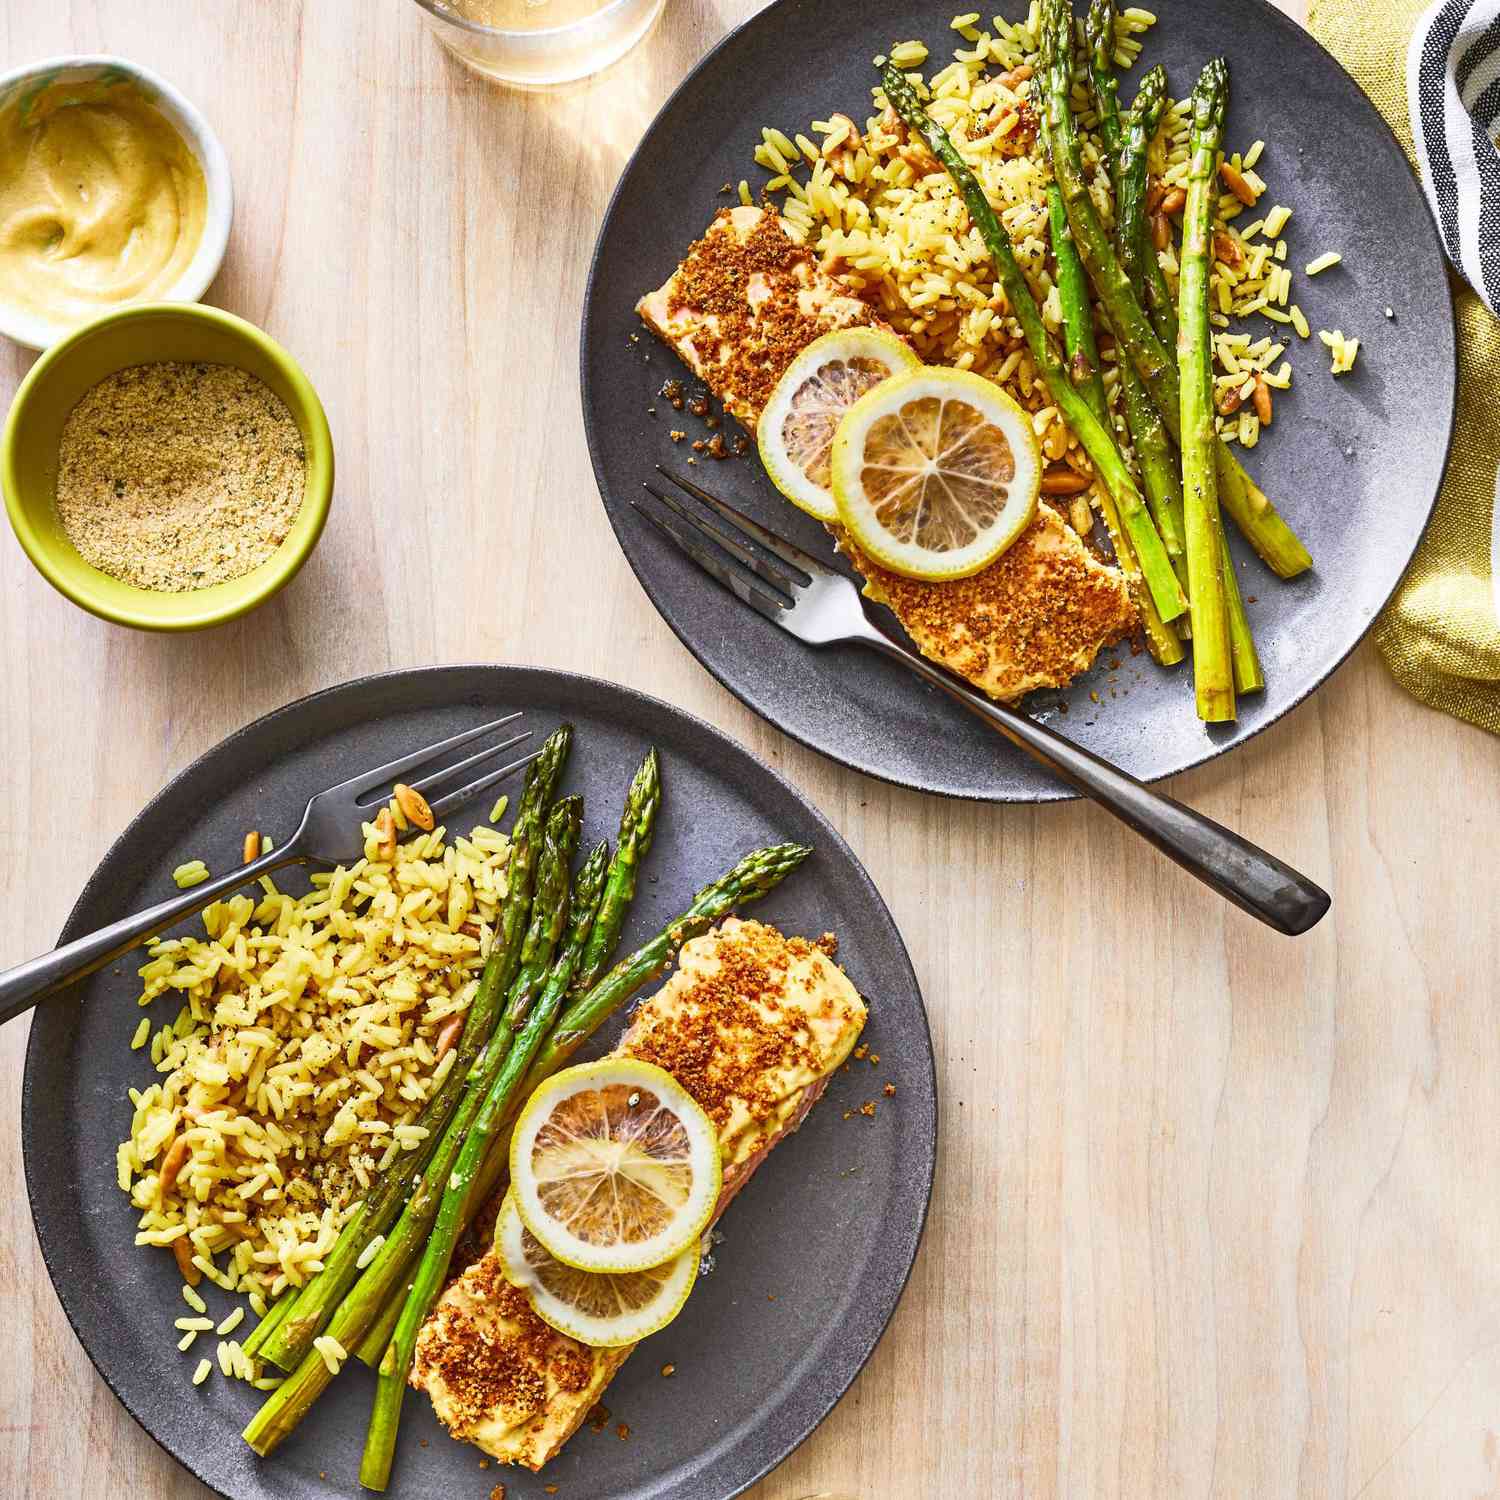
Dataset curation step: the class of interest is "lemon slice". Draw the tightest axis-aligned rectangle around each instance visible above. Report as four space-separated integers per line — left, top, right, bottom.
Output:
509 1058 721 1273
829 366 1041 581
758 327 920 521
496 1191 699 1348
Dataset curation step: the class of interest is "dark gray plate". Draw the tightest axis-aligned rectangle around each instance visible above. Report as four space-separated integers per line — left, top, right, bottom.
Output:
22 665 935 1500
581 0 1458 802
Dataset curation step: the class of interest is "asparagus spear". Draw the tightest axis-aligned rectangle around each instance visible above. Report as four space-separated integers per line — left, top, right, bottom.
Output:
459 746 665 1221
1115 101 1188 574
353 1266 410 1368
359 837 612 1490
1045 178 1184 630
1113 56 1267 694
243 795 583 1456
250 725 574 1372
1221 540 1266 695
1045 188 1106 418
1082 3 1186 579
570 748 660 997
240 1287 295 1362
1179 60 1236 721
1045 188 1185 663
1120 64 1179 350
878 64 1153 558
1037 0 1311 580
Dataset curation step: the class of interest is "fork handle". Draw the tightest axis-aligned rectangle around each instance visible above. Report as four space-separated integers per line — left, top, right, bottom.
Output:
869 638 1330 935
0 845 305 1027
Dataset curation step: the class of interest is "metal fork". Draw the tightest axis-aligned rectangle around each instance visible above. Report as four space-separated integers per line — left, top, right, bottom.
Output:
636 466 1330 936
0 713 538 1026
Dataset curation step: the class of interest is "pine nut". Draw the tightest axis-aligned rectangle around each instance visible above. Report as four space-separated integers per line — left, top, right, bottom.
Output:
1252 374 1273 426
374 806 397 860
173 1236 201 1286
435 1014 465 1060
1219 161 1257 206
243 831 261 864
159 1134 192 1195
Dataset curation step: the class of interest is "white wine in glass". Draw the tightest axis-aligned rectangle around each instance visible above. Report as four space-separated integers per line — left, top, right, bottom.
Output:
412 0 665 88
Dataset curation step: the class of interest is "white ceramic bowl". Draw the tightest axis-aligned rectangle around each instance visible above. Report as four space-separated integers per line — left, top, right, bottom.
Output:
0 56 233 351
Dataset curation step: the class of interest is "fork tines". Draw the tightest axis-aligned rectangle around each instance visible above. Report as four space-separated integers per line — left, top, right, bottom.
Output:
334 711 537 816
423 736 539 820
634 466 830 619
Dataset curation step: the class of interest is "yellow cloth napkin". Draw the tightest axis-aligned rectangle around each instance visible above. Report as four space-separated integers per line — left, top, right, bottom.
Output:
1309 0 1500 733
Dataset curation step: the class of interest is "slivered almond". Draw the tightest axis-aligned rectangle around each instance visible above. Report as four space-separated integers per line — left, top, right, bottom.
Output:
435 1014 466 1060
1252 375 1272 426
393 783 434 831
1159 186 1187 215
1151 213 1171 250
1217 384 1245 416
1219 161 1256 206
1041 467 1091 496
374 806 397 860
1146 176 1167 213
996 63 1033 90
173 1237 201 1286
159 1134 192 1195
243 831 261 864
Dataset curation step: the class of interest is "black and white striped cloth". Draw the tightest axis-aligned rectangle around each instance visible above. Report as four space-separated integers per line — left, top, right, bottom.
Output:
1409 0 1500 314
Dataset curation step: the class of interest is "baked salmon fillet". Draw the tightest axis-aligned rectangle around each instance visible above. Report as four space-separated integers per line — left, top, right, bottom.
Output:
410 917 867 1470
636 206 1137 699
636 205 881 433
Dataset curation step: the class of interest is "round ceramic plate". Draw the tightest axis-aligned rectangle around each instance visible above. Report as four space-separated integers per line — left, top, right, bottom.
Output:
581 0 1458 802
22 665 935 1500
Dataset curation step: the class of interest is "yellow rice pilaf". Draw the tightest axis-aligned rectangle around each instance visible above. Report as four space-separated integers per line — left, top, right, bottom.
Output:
117 806 514 1320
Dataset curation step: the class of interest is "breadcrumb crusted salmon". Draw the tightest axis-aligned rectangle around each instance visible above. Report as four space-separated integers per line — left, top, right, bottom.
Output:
842 511 1137 700
637 206 1137 699
411 918 866 1471
636 205 881 434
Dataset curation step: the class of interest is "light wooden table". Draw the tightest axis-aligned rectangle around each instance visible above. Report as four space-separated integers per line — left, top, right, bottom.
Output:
3 2 1497 1496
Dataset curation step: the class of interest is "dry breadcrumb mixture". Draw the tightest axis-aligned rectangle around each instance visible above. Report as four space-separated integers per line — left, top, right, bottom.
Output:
55 361 306 592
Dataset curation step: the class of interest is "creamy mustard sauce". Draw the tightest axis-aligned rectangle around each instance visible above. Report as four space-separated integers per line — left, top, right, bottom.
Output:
0 78 207 332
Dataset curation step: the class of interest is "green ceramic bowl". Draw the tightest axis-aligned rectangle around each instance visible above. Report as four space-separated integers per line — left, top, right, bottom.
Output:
2 303 333 630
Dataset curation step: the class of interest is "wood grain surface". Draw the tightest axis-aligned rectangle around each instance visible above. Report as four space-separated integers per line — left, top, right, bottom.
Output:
3 2 1497 1497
